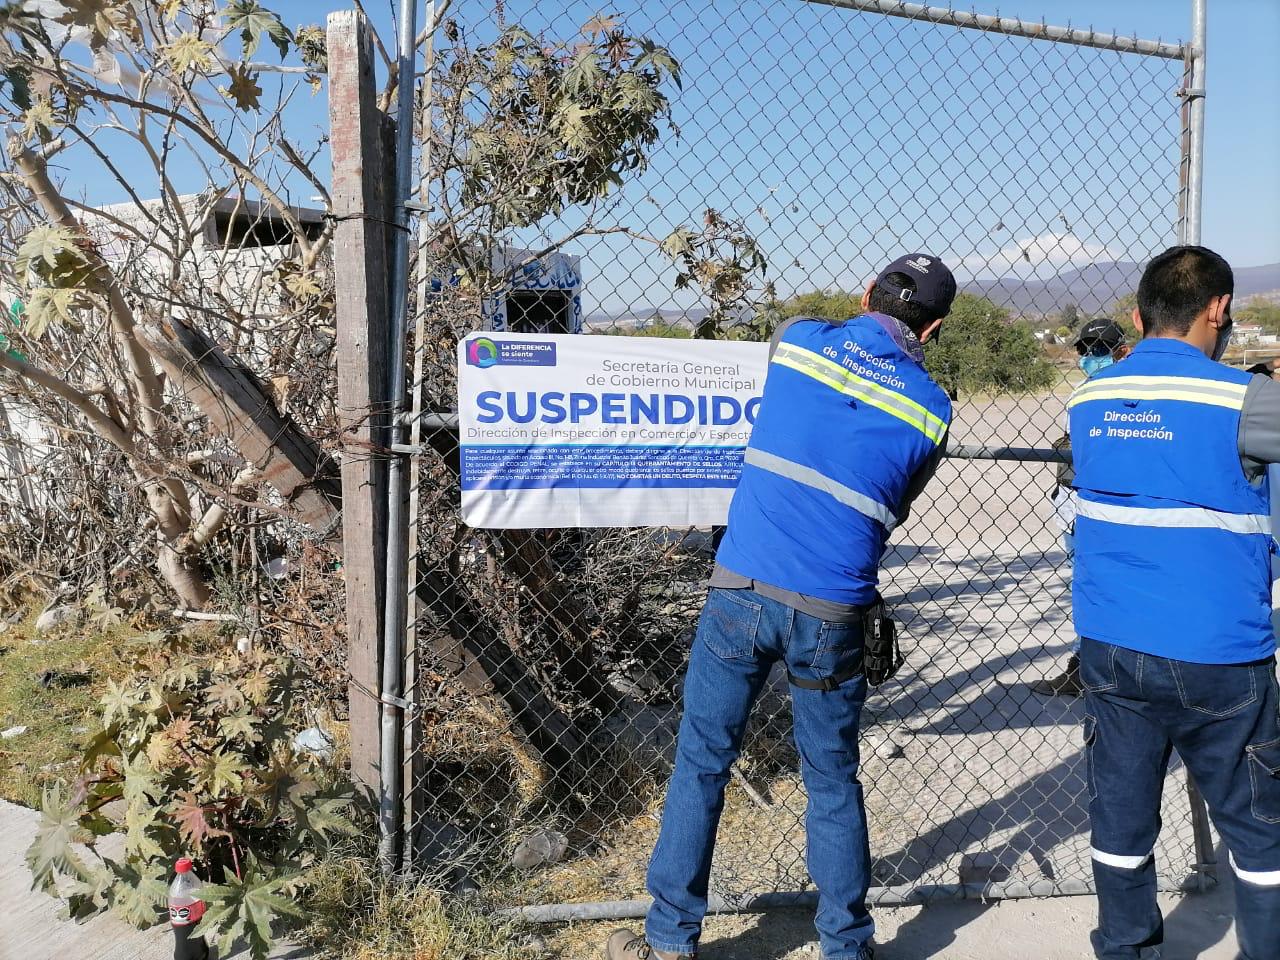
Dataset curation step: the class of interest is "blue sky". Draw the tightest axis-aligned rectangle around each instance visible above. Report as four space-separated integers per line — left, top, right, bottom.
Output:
60 0 1280 316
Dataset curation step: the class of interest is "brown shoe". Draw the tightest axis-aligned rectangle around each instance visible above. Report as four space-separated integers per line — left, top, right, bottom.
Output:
604 928 694 959
1031 654 1083 697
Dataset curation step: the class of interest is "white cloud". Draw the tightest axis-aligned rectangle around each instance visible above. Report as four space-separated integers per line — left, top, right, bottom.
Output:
956 232 1117 281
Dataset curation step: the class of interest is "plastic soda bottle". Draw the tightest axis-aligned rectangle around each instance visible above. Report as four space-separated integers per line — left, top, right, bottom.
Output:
168 857 209 960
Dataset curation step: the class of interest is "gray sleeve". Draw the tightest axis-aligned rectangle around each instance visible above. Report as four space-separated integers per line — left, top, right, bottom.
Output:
768 315 809 359
1238 374 1280 479
896 429 949 526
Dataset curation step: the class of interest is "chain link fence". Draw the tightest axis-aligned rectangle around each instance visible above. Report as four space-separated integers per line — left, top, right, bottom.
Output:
388 0 1205 916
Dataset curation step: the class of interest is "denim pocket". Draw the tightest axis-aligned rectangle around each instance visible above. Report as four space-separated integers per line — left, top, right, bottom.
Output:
816 620 861 656
1083 714 1098 800
697 589 761 660
1169 660 1258 718
812 620 862 678
1079 642 1118 693
1246 738 1280 824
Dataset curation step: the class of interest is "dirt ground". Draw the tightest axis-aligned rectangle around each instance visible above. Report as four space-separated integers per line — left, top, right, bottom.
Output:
547 883 1240 958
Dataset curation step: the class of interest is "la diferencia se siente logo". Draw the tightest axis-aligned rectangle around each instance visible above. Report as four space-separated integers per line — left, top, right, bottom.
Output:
465 336 557 369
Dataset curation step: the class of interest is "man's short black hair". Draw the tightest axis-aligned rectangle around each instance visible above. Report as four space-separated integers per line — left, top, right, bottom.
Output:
867 272 939 334
1136 245 1234 337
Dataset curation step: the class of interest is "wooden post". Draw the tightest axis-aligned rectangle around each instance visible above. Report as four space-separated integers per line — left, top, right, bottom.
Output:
328 9 393 796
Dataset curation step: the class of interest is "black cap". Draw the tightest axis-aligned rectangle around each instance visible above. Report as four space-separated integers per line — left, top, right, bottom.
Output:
875 254 957 319
1074 318 1127 351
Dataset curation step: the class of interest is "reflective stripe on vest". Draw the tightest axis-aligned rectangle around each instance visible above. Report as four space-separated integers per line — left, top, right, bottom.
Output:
1076 499 1271 536
744 447 899 531
714 314 950 605
772 342 948 445
1069 374 1247 411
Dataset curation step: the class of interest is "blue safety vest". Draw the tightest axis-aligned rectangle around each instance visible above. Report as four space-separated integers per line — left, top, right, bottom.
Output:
1069 338 1273 663
716 314 951 605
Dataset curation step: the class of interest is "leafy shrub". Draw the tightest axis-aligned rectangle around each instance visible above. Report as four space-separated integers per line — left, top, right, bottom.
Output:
26 631 356 958
606 320 693 338
924 293 1055 395
767 288 864 325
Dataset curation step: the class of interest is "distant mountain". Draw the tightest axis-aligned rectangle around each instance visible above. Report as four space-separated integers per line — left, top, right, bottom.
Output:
1237 262 1280 303
964 261 1280 318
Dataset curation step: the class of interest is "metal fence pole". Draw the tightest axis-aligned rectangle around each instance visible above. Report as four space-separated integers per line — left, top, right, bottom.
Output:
402 0 442 869
1183 0 1208 246
378 0 420 874
1180 0 1218 891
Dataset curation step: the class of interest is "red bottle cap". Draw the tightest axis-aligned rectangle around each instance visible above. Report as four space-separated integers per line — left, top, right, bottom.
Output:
175 857 194 874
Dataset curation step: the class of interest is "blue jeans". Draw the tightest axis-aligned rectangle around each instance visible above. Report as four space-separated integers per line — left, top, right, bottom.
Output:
645 588 873 959
1081 638 1280 960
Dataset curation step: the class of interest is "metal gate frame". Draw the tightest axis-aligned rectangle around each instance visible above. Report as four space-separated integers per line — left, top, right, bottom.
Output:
370 0 1216 915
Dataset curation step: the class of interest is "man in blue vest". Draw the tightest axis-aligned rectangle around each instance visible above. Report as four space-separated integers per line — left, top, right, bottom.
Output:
1069 245 1280 960
606 254 957 960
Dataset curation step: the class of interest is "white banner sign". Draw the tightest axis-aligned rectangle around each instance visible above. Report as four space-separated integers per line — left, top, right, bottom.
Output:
458 333 769 528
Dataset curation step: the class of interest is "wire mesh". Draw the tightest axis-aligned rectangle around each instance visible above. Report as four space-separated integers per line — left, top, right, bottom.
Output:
394 0 1197 912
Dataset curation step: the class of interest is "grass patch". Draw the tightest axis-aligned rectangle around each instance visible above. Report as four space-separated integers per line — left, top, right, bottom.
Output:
0 601 136 807
305 842 525 960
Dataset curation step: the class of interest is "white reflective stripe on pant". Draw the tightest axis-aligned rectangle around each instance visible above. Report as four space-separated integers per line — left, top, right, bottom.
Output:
1076 499 1272 536
1091 847 1153 870
1230 853 1280 887
744 447 899 531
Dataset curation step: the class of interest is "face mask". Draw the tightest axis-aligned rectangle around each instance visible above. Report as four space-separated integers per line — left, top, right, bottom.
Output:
1212 318 1233 362
1079 354 1115 378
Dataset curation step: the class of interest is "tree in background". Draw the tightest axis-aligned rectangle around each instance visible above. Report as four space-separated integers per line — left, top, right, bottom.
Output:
429 14 679 291
759 289 1054 394
0 3 685 607
769 288 864 324
1059 302 1079 333
1109 292 1139 330
923 293 1054 395
609 319 692 338
1238 300 1280 334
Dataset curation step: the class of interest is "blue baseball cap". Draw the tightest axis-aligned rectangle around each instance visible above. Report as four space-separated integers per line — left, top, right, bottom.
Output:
875 253 958 319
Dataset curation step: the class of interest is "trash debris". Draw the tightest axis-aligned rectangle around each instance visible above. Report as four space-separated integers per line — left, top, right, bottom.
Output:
292 727 334 760
34 605 77 633
511 828 568 870
38 669 92 689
